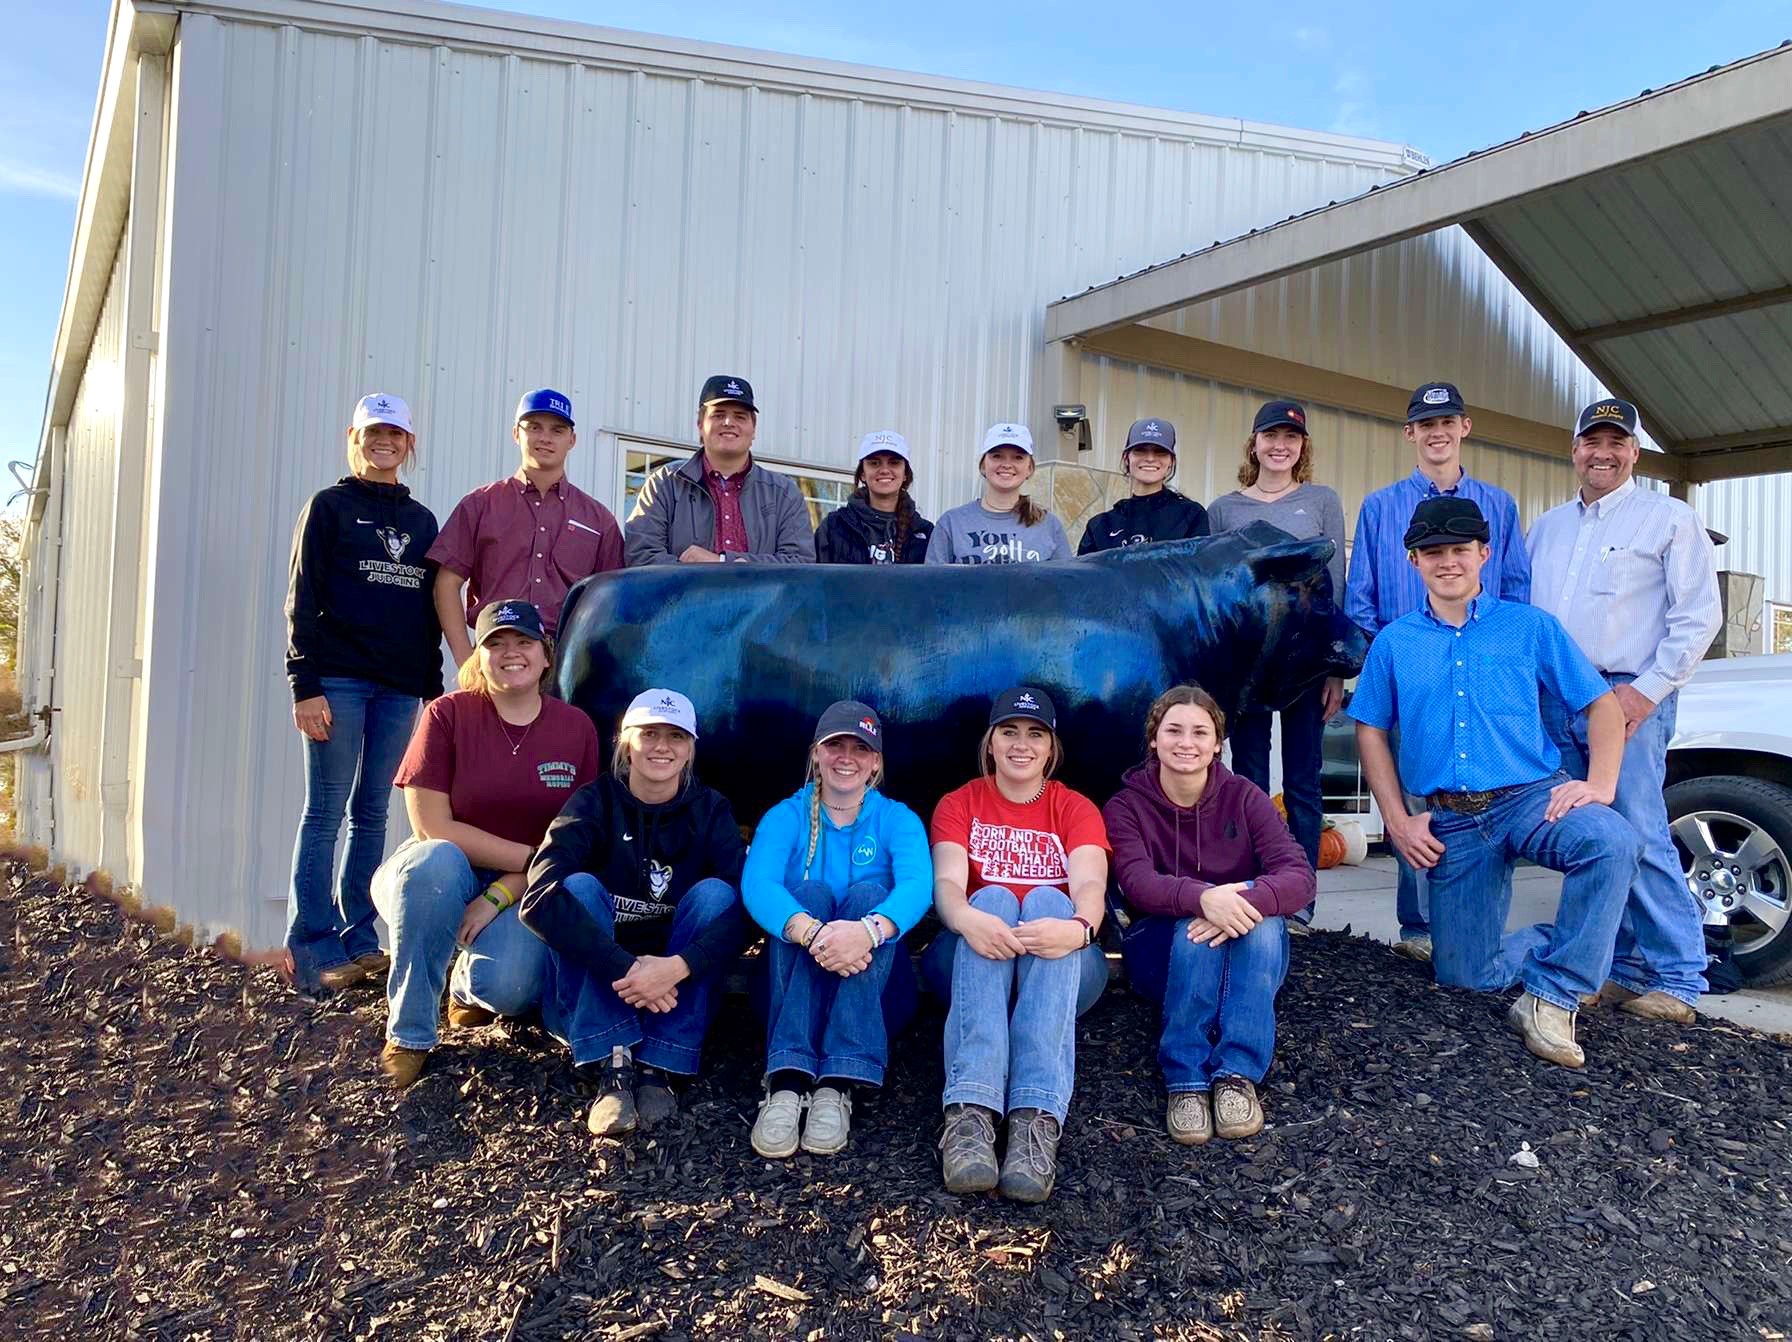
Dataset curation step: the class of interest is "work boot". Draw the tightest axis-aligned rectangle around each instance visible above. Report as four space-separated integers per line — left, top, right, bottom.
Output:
801 1086 853 1156
379 1042 428 1090
317 960 368 992
1592 982 1696 1023
1212 1077 1264 1140
998 1108 1062 1204
587 1049 638 1136
1506 991 1585 1068
446 997 496 1029
1390 934 1432 965
939 1103 1000 1194
751 1090 806 1159
1166 1091 1213 1146
353 950 391 980
635 1068 679 1130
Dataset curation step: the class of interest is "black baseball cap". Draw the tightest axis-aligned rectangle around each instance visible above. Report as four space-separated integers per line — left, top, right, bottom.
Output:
475 599 547 645
1404 496 1490 551
700 374 757 412
1123 418 1177 453
989 686 1057 731
813 699 883 750
1576 398 1638 438
1252 399 1309 435
1407 382 1466 422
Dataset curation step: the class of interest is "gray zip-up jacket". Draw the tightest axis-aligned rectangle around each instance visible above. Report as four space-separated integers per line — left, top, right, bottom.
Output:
624 452 816 565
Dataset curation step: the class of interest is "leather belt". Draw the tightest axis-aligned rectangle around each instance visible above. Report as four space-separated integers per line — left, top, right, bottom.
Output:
1428 785 1524 816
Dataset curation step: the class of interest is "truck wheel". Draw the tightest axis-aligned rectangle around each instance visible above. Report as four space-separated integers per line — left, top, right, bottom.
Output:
1665 776 1792 987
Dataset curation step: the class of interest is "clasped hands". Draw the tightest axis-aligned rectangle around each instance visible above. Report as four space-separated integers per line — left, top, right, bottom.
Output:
1186 882 1261 946
783 914 885 977
958 909 1086 961
611 954 689 1013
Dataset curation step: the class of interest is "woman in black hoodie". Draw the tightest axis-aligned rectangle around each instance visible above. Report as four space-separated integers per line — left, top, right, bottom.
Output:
1076 418 1209 554
814 431 934 564
284 393 442 996
521 688 749 1137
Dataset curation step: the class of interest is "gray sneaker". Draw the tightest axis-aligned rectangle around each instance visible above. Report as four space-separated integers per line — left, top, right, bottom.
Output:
939 1103 1000 1194
1166 1091 1212 1146
800 1086 853 1155
635 1070 679 1130
997 1108 1062 1204
751 1090 806 1159
587 1055 638 1136
1391 934 1433 964
1506 991 1584 1069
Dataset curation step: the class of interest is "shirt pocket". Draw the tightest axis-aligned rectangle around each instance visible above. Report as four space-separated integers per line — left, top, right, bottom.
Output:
1466 651 1539 725
552 520 606 580
1586 545 1655 597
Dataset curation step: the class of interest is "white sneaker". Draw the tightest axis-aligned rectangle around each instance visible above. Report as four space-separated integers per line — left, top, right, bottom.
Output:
800 1086 853 1155
751 1089 806 1159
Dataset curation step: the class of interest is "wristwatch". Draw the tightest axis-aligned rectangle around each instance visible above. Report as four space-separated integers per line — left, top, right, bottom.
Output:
1071 914 1095 947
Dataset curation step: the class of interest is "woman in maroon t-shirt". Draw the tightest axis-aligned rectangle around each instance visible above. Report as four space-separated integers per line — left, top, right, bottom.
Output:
371 600 600 1089
924 686 1109 1205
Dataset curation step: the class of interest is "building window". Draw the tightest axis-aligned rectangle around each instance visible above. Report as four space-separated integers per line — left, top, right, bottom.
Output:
619 441 853 531
1772 603 1792 655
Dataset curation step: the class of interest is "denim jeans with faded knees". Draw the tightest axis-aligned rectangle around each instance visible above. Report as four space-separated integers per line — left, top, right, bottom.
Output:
285 676 419 990
372 837 548 1051
1123 913 1289 1091
1546 682 1705 1006
1231 680 1326 879
1427 775 1639 1011
540 873 741 1075
1386 723 1431 940
939 885 1108 1124
753 880 919 1087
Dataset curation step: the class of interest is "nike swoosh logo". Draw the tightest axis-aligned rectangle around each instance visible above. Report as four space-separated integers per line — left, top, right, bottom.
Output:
622 833 633 841
1109 528 1125 536
355 519 375 525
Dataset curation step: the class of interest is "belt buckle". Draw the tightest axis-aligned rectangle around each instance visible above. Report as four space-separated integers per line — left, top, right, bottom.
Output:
1435 788 1495 815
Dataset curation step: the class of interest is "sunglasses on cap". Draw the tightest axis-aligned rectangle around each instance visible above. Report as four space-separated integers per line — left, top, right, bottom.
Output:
1405 517 1491 548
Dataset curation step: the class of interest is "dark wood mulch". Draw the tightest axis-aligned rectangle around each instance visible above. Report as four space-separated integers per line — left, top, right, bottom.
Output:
1 865 1790 1341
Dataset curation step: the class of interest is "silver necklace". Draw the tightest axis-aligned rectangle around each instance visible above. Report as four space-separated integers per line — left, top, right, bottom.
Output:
497 711 536 756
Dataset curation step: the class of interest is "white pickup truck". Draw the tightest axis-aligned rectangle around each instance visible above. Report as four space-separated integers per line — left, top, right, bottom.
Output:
1668 652 1792 985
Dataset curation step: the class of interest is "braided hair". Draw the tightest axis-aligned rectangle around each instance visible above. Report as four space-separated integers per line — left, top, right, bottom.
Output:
852 457 918 560
799 744 886 879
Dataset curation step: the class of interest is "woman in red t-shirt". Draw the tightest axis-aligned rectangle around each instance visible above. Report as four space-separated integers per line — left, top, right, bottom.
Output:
371 600 600 1089
925 686 1109 1204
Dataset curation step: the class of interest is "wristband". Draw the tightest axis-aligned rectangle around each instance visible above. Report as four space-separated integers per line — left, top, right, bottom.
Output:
1071 914 1095 947
804 919 824 949
860 915 886 950
483 888 508 911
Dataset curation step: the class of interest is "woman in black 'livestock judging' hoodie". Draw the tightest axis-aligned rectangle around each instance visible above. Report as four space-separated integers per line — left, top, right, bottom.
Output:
1076 418 1209 554
284 393 443 996
520 688 750 1138
814 431 934 564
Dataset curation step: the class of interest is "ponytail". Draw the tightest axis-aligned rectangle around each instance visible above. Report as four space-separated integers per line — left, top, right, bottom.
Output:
1014 493 1045 528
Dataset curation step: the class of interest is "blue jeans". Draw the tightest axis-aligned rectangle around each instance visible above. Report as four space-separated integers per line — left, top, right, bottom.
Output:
1427 775 1640 1011
933 886 1109 1123
285 677 418 990
1232 681 1325 889
1123 914 1289 1091
540 873 740 1074
1547 682 1705 1004
1387 722 1431 939
371 837 547 1050
754 880 919 1086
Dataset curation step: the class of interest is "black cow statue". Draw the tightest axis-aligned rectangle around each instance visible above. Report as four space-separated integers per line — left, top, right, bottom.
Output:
556 522 1366 818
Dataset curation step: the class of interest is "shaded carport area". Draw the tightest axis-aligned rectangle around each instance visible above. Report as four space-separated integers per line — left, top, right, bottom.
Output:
1044 41 1792 497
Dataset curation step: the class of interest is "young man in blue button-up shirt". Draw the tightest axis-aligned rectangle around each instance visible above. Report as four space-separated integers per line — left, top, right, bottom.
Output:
1349 496 1640 1070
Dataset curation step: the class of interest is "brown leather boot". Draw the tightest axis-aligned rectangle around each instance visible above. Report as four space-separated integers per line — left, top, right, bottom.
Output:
380 1042 429 1090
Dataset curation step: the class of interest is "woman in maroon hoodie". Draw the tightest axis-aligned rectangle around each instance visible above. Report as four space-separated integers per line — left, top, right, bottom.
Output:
1103 684 1314 1145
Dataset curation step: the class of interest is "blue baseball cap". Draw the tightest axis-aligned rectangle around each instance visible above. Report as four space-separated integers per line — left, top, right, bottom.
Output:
1576 398 1639 437
1406 382 1466 423
516 388 574 426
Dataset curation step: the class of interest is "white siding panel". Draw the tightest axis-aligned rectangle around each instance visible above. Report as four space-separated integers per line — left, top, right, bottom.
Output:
1702 475 1792 605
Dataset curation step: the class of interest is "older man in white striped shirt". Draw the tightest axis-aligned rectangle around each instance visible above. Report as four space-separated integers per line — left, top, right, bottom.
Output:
1527 398 1723 1024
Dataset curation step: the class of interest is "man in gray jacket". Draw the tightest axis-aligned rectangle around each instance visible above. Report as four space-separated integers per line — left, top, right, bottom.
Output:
625 375 816 565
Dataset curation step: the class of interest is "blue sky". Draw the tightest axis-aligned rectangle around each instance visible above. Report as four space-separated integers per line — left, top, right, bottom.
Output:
2 0 1788 470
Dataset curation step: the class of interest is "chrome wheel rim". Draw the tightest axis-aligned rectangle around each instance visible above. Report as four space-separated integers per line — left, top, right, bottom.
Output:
1672 808 1791 953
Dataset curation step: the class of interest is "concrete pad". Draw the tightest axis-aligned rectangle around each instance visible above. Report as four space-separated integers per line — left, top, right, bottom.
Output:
1312 854 1792 1035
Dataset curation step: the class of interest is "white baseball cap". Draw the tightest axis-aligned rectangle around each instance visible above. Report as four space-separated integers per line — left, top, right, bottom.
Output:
620 688 699 739
980 422 1034 457
351 393 414 434
856 430 911 463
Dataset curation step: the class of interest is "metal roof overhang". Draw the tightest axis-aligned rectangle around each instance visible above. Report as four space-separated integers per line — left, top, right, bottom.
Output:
1046 44 1792 486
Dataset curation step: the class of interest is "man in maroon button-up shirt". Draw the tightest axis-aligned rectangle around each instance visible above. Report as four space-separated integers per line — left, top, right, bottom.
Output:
429 388 624 666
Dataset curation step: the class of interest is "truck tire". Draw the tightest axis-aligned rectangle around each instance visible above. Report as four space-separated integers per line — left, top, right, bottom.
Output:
1664 775 1792 987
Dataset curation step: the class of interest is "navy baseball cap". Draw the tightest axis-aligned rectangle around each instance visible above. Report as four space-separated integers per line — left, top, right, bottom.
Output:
1576 398 1639 438
1404 496 1490 551
700 374 757 412
475 599 547 645
1123 418 1177 453
516 388 574 425
1252 399 1309 435
813 700 883 751
1407 382 1466 422
989 686 1057 731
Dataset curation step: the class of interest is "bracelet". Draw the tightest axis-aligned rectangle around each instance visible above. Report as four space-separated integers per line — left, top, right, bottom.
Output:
803 919 824 949
860 915 886 950
1071 914 1095 947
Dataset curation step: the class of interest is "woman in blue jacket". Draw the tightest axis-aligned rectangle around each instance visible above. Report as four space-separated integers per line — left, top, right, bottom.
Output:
742 701 932 1159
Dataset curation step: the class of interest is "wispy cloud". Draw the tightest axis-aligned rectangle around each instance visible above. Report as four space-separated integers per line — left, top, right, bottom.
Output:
1328 68 1378 137
1291 26 1330 49
0 159 79 201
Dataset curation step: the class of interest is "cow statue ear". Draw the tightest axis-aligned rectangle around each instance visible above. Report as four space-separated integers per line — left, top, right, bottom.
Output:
1243 536 1326 588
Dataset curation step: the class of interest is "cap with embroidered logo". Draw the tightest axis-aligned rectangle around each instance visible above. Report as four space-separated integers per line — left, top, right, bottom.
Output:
351 392 413 434
989 685 1057 731
700 375 757 412
474 599 546 645
812 699 883 751
516 389 574 426
1575 398 1638 438
1123 418 1177 453
620 687 699 739
1251 399 1308 435
856 430 911 463
980 422 1035 457
1406 382 1466 423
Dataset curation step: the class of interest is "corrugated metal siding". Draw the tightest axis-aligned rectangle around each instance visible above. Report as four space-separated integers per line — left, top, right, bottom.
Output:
49 242 126 874
1701 474 1792 603
133 14 1411 947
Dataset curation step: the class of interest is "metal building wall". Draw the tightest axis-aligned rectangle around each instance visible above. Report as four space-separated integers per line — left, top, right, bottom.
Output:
125 6 1412 947
1700 475 1792 604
